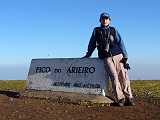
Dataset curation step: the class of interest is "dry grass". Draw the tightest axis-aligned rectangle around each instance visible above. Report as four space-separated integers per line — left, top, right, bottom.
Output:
0 80 26 91
131 80 160 97
0 80 160 97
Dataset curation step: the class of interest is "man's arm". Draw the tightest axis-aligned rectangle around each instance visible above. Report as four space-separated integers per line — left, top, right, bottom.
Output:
83 28 96 58
115 29 128 59
115 29 131 70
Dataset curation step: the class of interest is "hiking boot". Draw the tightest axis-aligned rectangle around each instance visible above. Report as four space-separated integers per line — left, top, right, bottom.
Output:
118 98 125 107
125 98 135 106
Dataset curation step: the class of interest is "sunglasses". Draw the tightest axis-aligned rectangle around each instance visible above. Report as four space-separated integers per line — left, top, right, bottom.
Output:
102 16 109 20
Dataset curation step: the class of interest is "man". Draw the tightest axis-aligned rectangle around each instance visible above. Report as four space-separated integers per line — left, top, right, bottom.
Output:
83 12 135 106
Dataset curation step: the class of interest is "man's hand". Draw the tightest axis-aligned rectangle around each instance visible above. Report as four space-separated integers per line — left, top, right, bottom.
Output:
121 57 128 64
81 55 89 58
121 58 131 70
124 63 131 70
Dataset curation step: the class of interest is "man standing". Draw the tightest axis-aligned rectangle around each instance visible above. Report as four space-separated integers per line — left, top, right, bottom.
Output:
83 12 135 106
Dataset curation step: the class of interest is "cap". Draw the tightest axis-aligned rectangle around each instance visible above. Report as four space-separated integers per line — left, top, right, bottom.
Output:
99 12 111 22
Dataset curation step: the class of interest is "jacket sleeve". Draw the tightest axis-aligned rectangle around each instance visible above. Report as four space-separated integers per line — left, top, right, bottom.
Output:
115 29 128 58
85 28 96 57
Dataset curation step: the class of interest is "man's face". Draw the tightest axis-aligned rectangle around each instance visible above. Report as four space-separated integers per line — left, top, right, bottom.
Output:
101 17 110 26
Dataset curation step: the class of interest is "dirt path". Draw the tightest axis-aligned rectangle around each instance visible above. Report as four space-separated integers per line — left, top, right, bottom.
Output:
0 93 160 120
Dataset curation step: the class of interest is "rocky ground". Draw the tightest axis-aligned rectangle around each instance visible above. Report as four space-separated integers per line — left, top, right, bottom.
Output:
0 91 160 120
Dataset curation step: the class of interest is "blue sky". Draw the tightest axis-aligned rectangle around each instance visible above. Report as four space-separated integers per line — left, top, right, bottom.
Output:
0 0 160 80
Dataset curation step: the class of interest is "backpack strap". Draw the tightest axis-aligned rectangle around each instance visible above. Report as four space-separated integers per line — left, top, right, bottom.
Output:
95 26 116 53
109 26 116 37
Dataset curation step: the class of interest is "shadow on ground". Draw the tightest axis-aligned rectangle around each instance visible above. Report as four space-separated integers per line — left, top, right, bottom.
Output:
0 90 20 98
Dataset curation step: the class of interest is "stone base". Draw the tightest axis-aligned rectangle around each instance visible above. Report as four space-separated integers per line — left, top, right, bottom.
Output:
21 90 114 106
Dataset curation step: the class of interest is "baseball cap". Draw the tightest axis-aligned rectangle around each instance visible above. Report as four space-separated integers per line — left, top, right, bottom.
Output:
99 12 111 22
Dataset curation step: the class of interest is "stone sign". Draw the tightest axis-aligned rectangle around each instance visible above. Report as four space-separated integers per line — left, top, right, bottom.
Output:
27 58 109 96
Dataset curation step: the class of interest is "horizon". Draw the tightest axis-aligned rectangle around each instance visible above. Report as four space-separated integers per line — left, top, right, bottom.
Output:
0 0 160 80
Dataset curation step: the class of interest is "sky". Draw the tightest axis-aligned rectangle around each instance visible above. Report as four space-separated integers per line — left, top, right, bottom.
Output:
0 0 160 80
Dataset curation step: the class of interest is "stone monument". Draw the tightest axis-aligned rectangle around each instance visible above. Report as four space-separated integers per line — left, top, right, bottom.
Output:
25 58 113 104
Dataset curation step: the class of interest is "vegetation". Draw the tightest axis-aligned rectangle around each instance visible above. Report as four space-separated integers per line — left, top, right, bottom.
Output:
0 80 160 97
0 80 26 91
131 80 160 97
